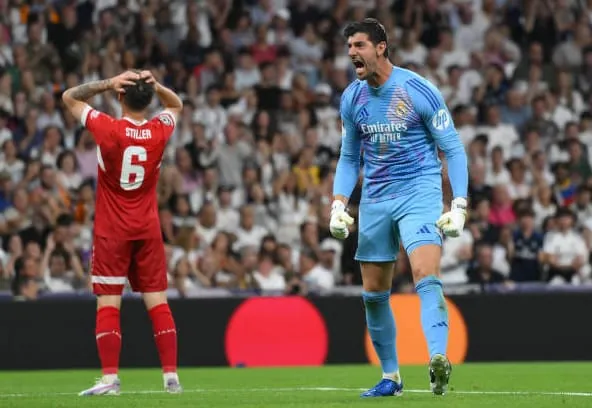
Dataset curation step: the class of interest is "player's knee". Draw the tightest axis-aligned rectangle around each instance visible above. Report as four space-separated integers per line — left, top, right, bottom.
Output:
411 265 439 283
408 244 441 283
363 280 390 292
97 295 122 310
411 259 440 283
360 262 394 292
143 291 168 310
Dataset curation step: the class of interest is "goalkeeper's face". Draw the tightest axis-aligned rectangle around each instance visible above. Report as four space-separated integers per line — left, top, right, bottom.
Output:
347 32 383 80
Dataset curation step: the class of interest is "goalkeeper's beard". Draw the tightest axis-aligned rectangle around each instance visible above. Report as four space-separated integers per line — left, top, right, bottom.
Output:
361 54 380 82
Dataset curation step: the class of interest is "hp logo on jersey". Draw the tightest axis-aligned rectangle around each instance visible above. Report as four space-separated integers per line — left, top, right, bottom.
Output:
432 109 450 131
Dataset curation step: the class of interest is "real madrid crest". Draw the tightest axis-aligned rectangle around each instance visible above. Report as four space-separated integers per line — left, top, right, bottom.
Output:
395 101 407 117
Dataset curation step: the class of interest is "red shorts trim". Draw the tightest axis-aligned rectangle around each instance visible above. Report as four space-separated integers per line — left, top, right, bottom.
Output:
91 236 167 295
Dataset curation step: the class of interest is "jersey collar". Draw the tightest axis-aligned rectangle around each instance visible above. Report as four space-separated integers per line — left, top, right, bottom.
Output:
123 117 148 126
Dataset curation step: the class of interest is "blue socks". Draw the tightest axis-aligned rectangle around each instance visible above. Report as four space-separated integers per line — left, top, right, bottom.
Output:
364 278 447 379
416 276 449 357
362 291 399 376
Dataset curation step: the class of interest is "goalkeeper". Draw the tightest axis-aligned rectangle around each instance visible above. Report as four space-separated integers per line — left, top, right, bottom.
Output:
330 19 468 398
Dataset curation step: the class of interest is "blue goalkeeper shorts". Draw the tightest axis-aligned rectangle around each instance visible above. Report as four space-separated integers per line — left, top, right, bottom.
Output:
355 181 444 262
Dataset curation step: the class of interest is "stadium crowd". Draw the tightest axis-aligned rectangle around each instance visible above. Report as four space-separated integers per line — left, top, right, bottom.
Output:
1 0 592 300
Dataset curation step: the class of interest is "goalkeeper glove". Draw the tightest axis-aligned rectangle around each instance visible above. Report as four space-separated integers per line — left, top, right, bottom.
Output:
329 200 354 240
436 197 467 238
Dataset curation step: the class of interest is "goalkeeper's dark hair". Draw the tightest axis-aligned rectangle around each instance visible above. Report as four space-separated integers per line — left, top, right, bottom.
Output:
122 69 155 112
343 18 389 58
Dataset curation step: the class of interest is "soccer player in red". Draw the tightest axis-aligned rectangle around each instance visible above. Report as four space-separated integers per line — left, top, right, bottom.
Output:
62 70 183 396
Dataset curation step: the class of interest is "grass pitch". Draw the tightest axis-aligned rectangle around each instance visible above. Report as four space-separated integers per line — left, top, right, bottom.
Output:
1 363 591 407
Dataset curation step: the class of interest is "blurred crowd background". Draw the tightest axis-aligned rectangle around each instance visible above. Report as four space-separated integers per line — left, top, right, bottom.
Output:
1 0 592 300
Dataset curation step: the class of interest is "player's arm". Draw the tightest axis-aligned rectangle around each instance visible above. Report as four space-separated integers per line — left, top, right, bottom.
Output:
330 91 361 240
407 77 468 237
154 82 183 123
139 71 183 124
61 78 113 123
62 72 139 125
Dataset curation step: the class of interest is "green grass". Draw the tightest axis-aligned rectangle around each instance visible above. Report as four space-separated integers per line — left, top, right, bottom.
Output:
1 363 591 407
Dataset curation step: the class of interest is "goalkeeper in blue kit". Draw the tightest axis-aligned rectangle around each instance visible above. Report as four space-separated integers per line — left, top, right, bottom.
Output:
330 19 468 397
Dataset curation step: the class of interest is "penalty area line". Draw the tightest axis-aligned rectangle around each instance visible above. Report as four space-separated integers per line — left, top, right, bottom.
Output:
1 387 592 398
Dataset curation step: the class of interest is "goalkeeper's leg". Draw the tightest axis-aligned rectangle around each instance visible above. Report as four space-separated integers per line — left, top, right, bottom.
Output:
359 262 403 397
355 200 403 398
398 192 451 396
408 244 451 396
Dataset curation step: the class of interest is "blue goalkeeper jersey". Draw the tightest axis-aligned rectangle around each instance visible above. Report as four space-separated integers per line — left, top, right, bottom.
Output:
333 66 468 204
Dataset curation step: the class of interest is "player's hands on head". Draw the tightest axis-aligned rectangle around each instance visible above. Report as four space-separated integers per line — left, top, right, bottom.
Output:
139 70 157 84
110 71 141 93
330 200 354 240
436 197 467 238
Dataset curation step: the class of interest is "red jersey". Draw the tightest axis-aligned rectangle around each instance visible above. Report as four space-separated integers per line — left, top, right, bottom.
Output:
81 106 175 240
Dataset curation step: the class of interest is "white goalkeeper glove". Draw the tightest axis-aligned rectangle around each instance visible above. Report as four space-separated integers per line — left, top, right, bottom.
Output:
329 200 354 240
436 197 467 238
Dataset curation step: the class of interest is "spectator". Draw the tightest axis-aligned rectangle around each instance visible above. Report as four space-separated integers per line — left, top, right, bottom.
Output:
467 243 506 286
440 224 474 285
195 202 219 248
253 252 285 292
508 209 544 282
318 238 342 283
41 246 79 293
233 204 268 252
506 158 531 200
488 185 516 227
552 22 591 70
171 256 210 298
542 208 590 284
533 183 558 229
485 146 510 186
298 248 334 292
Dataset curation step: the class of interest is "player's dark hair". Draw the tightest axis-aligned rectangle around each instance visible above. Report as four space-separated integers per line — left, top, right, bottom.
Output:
122 70 155 112
343 18 389 58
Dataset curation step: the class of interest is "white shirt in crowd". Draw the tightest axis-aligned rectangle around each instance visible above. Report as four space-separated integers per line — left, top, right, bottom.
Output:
440 229 473 285
254 267 286 292
543 230 588 268
303 265 335 291
195 223 219 247
233 225 268 252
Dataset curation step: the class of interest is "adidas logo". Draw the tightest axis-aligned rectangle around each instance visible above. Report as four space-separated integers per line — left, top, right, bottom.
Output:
431 322 448 328
358 106 369 120
416 225 431 234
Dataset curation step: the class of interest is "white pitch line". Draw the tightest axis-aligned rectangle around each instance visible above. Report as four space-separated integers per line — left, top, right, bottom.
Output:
1 387 592 398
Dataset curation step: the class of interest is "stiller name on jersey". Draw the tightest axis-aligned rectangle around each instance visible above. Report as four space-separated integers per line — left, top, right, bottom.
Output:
360 122 408 144
126 127 152 140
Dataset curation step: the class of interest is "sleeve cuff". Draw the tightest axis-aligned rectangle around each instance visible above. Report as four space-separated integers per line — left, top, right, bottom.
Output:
161 110 177 127
80 105 92 127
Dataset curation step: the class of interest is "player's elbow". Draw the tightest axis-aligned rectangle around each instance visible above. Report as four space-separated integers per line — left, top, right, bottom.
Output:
62 89 75 108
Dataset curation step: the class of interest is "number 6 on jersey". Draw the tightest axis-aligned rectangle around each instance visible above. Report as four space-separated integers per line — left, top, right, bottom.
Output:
120 146 147 190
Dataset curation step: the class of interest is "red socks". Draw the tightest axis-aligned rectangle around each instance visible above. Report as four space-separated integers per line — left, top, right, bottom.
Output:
148 303 178 373
95 304 177 375
95 306 122 375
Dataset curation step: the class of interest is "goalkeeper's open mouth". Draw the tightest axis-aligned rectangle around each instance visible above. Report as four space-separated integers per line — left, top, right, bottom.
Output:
352 59 366 76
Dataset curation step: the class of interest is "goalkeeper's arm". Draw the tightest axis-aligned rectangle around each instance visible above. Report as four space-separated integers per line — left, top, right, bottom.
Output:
331 115 361 240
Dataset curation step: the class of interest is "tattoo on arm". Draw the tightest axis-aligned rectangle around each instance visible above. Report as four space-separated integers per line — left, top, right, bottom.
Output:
65 79 112 102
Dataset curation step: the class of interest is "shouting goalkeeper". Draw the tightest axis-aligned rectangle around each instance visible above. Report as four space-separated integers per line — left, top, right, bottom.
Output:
330 19 468 397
